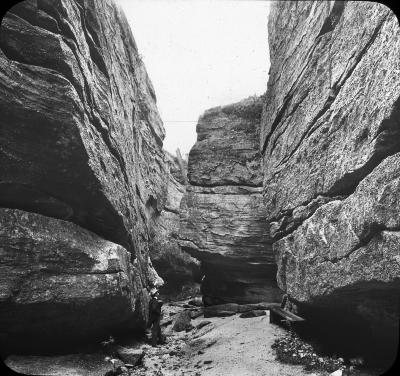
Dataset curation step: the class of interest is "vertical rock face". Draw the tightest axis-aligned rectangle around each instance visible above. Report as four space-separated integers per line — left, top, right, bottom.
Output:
0 0 167 349
262 0 400 353
179 97 282 304
150 152 201 298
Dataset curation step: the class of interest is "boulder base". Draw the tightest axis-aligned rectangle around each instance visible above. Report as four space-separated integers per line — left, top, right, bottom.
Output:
0 208 145 353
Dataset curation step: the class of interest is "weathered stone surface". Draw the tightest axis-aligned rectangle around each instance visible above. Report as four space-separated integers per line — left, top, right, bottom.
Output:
262 1 400 229
180 186 270 259
180 185 281 304
263 0 400 354
115 347 145 366
172 311 192 332
188 96 263 187
150 152 201 298
180 97 282 304
0 0 167 347
275 153 400 306
0 208 143 352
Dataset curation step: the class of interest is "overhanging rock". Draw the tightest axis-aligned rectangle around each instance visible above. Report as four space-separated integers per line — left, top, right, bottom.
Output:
0 0 168 347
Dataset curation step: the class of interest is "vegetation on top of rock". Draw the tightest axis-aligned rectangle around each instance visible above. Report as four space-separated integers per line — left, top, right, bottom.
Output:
200 95 264 122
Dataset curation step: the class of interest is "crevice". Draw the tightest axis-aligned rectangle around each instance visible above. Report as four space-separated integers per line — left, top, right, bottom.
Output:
316 1 345 38
163 206 180 215
274 15 386 170
0 13 87 106
328 94 400 197
268 194 346 241
266 12 394 208
262 8 387 166
188 181 262 189
274 88 337 169
8 2 61 35
88 110 130 188
269 88 310 155
261 92 294 155
261 37 322 156
328 225 400 264
79 5 109 79
267 193 346 224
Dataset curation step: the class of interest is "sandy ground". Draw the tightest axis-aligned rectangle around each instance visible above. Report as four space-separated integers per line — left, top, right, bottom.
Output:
3 301 383 376
176 312 323 376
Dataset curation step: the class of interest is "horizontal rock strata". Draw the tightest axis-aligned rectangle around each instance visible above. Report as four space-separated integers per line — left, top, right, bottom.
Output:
0 0 167 348
180 97 282 304
262 0 400 356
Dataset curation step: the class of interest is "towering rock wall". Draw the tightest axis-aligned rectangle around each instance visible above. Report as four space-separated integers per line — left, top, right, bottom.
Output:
179 96 282 305
262 0 400 350
0 0 167 351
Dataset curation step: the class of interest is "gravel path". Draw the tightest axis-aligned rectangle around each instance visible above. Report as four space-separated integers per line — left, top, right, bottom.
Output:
3 301 381 376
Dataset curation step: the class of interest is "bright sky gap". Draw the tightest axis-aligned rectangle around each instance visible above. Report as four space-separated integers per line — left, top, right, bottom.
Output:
117 0 271 156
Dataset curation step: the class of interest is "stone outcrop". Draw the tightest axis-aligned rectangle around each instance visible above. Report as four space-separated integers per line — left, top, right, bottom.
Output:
0 208 142 352
150 152 201 298
179 96 282 304
0 0 167 349
262 0 400 354
189 98 263 187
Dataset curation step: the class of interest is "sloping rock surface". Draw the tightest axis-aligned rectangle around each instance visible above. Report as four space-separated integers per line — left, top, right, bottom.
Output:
0 208 141 352
180 97 282 304
0 0 167 347
262 1 400 235
262 0 400 349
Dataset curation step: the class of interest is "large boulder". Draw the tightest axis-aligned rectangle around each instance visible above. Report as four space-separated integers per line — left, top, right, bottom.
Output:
262 0 400 359
275 152 400 343
0 0 167 348
179 96 282 304
0 208 145 352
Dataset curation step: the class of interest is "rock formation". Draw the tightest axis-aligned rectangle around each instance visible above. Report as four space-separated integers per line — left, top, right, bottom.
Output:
179 96 282 305
262 0 400 354
0 0 167 350
150 152 201 298
0 208 140 352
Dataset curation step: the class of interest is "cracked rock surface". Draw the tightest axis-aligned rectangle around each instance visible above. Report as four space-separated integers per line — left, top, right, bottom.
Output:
262 1 400 229
263 0 400 348
0 208 141 352
0 0 169 347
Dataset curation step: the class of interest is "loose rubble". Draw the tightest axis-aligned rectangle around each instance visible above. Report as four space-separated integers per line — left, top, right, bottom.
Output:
5 299 385 376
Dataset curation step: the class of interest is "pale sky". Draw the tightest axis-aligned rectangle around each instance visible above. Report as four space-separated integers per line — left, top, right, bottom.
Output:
117 0 270 156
